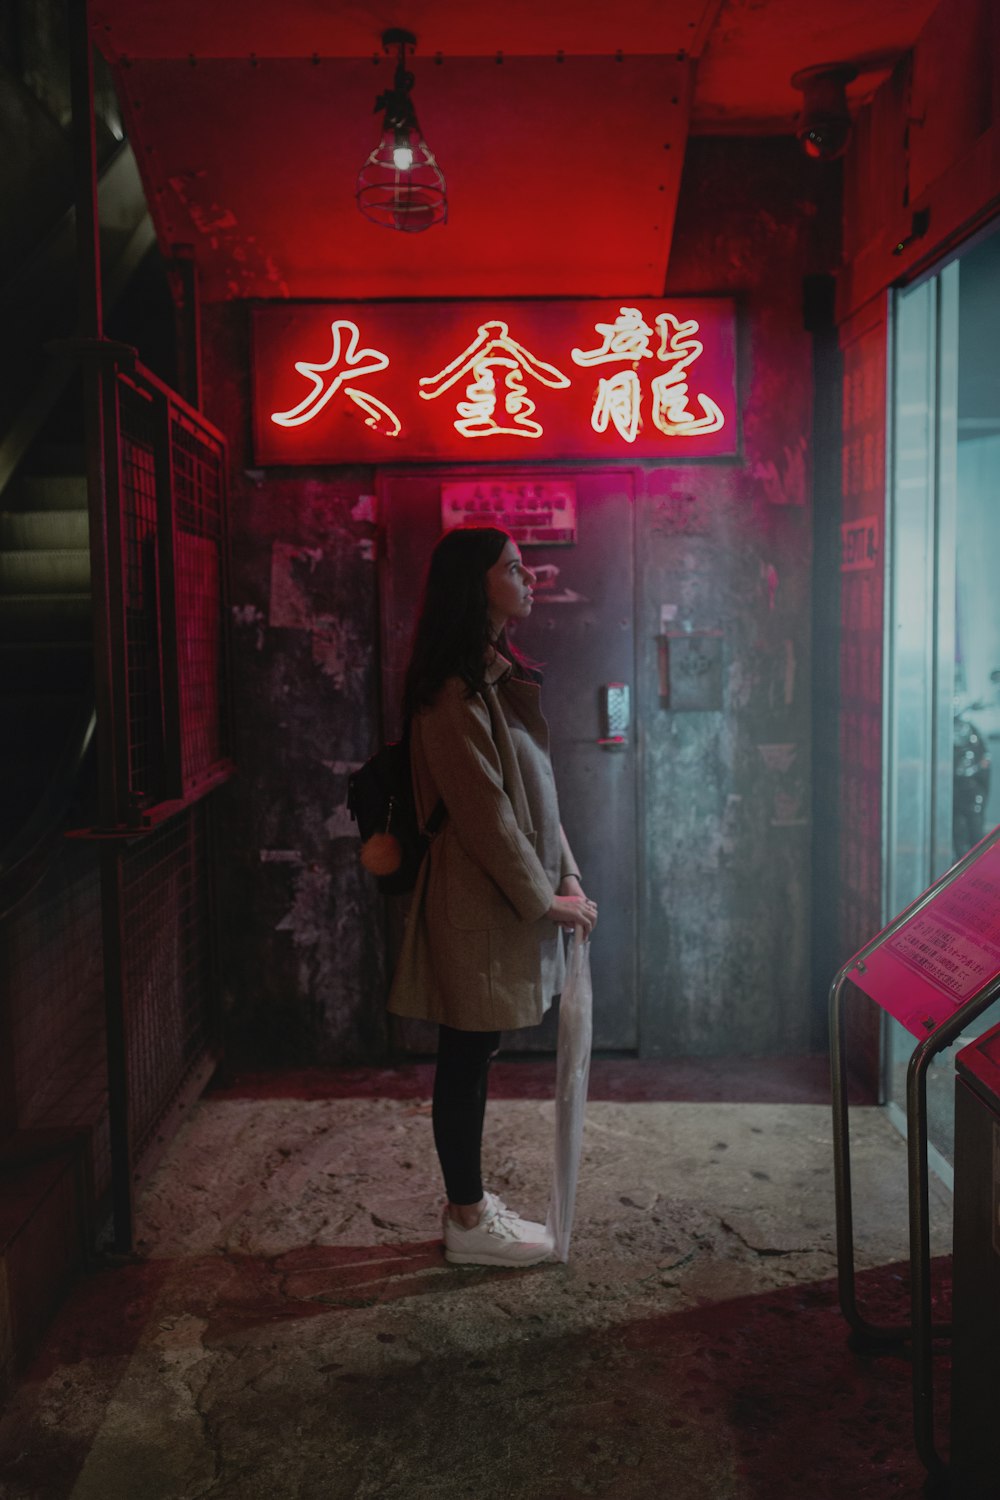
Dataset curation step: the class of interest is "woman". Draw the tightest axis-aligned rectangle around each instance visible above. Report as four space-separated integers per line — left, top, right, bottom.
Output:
389 527 597 1267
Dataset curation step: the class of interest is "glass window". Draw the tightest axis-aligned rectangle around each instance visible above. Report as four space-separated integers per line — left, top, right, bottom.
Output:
885 221 1000 1170
954 231 1000 859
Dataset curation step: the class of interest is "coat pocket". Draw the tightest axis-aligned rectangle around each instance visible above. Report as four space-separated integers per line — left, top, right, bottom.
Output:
443 828 537 931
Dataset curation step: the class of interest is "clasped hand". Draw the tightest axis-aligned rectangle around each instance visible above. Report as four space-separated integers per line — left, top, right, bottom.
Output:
548 875 597 935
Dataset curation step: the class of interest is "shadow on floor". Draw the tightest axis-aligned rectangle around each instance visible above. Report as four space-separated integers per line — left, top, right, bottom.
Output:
0 1251 950 1500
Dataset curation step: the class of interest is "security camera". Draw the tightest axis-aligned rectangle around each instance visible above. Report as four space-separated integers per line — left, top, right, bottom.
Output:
791 64 857 161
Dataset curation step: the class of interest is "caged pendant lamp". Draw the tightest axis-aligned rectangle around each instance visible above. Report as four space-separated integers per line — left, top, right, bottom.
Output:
356 28 447 232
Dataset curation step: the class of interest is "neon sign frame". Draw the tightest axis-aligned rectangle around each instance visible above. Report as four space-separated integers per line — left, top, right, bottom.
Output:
252 298 737 464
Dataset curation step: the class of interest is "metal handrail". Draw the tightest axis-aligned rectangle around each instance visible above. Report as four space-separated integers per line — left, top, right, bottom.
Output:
830 823 1000 1484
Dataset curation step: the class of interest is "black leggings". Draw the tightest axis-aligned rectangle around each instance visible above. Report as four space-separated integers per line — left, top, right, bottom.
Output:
432 1024 501 1205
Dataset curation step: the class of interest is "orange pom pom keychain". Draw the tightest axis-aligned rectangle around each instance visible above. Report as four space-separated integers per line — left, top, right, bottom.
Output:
360 831 403 877
347 742 445 894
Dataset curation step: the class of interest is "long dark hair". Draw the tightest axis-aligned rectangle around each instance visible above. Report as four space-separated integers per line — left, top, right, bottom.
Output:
403 527 539 718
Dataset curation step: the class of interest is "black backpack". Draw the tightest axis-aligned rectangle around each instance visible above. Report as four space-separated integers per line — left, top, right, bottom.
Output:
346 736 445 895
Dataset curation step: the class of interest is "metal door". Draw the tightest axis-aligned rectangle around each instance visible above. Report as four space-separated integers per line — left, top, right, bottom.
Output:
379 468 638 1052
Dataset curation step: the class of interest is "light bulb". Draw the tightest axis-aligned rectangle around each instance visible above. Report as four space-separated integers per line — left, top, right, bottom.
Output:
392 142 414 171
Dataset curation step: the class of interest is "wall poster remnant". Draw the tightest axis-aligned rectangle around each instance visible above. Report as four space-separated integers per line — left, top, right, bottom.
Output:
757 742 808 827
659 630 725 712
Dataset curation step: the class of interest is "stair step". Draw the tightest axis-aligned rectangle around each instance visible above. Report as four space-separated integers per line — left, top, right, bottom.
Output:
0 550 90 592
0 717 81 774
0 642 92 692
28 445 86 476
0 694 84 752
16 476 88 512
0 511 90 550
0 754 52 840
3 690 84 717
0 594 91 643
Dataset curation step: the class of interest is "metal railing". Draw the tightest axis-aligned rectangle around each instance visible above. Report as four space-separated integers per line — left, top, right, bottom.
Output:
830 824 1000 1486
76 344 233 1248
91 349 234 830
0 1 231 1284
0 339 233 1252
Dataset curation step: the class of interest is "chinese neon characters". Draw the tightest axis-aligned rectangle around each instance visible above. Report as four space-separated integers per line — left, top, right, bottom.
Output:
269 306 726 448
270 319 401 437
418 321 570 439
572 307 725 444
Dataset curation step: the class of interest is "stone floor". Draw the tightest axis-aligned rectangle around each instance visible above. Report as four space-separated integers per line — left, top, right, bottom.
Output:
0 1067 953 1500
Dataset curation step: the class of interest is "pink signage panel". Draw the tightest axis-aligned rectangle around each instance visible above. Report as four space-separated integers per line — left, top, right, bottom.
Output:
850 837 1000 1037
251 298 738 464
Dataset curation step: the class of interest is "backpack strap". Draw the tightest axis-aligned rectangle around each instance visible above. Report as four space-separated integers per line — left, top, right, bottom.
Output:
402 715 446 841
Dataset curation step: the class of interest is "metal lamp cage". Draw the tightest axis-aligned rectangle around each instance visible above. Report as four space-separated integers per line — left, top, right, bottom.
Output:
356 132 447 232
356 28 447 233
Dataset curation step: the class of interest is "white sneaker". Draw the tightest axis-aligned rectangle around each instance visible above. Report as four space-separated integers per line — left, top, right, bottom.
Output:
443 1192 554 1267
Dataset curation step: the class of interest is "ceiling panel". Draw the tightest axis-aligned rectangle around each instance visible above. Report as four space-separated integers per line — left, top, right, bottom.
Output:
693 0 941 129
120 55 692 300
91 0 720 60
91 0 945 301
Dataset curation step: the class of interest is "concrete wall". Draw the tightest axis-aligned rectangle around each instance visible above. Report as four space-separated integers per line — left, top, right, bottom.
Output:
640 137 839 1056
205 137 839 1065
203 308 387 1065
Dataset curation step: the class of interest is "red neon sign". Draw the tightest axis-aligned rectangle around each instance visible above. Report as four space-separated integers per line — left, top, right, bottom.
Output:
252 299 737 464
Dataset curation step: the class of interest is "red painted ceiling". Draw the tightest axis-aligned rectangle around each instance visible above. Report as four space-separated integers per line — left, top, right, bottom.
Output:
91 0 939 301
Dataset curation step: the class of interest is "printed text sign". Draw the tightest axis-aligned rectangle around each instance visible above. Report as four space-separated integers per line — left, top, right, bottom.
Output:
840 516 880 571
850 834 1000 1037
252 299 737 464
441 479 577 545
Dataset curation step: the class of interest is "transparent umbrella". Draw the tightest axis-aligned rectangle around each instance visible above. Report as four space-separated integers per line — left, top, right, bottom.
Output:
546 929 593 1262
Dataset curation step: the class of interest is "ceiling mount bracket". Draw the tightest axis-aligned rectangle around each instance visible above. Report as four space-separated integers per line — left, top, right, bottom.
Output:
381 28 416 53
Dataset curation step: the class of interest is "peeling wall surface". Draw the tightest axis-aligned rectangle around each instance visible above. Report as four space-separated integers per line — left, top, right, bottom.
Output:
203 308 385 1064
204 138 838 1065
637 138 839 1055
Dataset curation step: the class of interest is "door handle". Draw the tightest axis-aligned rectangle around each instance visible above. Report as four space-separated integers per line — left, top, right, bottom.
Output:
598 683 630 748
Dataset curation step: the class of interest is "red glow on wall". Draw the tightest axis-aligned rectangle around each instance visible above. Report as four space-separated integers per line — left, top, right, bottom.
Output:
252 299 737 464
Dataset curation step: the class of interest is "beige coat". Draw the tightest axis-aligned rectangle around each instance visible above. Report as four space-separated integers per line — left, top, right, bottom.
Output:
387 655 577 1031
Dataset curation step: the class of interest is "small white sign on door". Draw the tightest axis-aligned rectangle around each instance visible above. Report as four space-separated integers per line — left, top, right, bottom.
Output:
441 480 577 546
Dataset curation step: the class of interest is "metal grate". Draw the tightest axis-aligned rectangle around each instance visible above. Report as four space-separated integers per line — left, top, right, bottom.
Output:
171 412 227 789
175 530 222 784
171 411 223 541
100 364 231 824
119 801 215 1161
2 840 111 1198
118 379 165 808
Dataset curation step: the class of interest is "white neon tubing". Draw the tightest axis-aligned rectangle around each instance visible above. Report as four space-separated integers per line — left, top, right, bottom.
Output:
271 320 391 428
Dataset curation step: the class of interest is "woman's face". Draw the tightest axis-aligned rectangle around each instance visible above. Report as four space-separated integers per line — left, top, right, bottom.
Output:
485 539 536 632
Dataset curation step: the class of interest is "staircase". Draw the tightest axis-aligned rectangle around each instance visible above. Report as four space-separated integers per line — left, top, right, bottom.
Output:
0 70 159 1391
0 453 100 1400
0 455 93 851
